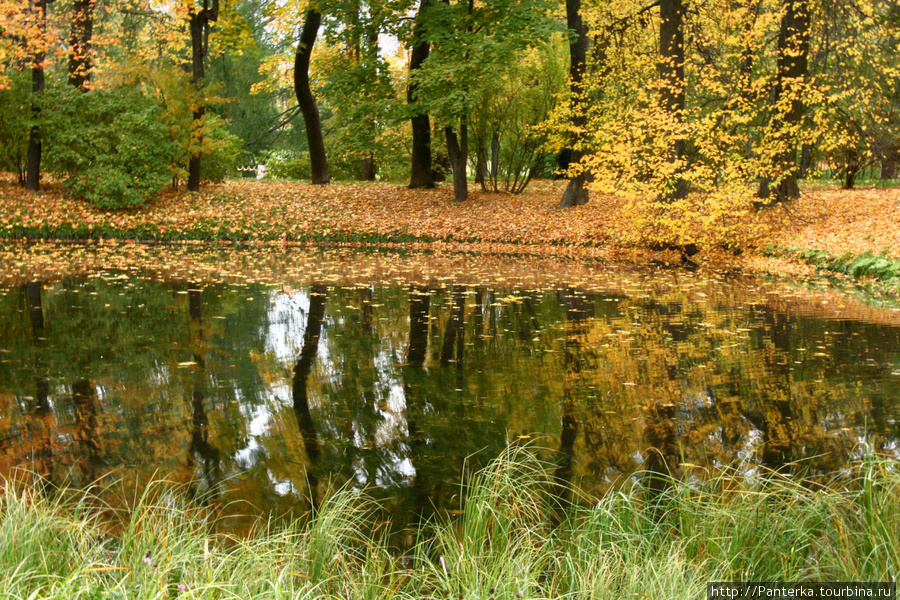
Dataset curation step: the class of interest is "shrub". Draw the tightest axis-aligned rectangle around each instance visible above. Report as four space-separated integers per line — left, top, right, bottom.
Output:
43 86 177 209
265 149 312 180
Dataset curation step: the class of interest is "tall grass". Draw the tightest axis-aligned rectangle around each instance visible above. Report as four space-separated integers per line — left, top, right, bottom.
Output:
1 447 897 599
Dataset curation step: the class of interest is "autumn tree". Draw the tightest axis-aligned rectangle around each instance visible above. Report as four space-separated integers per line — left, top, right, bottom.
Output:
68 0 94 90
415 0 556 202
187 0 221 192
758 0 810 201
559 0 590 207
657 0 688 200
407 0 435 188
26 0 51 192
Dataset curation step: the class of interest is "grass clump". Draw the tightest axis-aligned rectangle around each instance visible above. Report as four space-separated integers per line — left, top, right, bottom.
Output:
2 447 899 599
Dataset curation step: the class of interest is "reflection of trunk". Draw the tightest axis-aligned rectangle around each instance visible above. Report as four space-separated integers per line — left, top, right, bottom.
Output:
186 284 220 498
26 281 44 341
360 285 374 335
24 280 54 491
407 288 431 366
644 401 678 522
552 289 593 521
440 286 466 366
293 285 327 507
759 310 795 471
408 0 435 189
72 379 102 482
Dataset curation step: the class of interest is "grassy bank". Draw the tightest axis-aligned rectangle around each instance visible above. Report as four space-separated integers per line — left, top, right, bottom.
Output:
2 446 897 599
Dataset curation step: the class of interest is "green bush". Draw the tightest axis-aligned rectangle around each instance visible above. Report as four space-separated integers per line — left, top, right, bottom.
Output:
43 86 177 209
200 115 243 183
265 149 312 180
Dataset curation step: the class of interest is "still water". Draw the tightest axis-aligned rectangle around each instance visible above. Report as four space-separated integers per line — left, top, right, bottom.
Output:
1 245 899 532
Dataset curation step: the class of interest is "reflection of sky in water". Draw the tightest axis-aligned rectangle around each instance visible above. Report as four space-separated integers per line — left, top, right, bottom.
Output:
256 289 415 489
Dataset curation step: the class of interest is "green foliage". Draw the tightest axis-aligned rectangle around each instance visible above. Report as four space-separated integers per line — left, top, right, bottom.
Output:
471 40 566 193
200 115 244 183
265 149 312 180
42 86 177 209
0 71 31 184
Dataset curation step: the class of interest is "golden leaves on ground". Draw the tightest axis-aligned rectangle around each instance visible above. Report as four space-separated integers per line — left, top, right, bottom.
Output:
0 173 898 275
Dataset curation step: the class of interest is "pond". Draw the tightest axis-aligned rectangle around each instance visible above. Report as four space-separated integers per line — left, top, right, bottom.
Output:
1 243 900 537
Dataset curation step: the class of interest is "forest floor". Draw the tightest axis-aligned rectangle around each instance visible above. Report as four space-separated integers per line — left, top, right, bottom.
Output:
1 174 899 285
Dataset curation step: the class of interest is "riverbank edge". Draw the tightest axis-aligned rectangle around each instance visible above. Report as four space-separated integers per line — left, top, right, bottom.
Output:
2 448 898 599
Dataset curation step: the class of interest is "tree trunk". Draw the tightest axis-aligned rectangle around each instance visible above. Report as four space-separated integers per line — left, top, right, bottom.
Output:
26 0 48 192
880 147 899 180
187 0 220 192
295 9 330 185
68 0 94 91
658 0 688 201
361 154 376 180
559 0 590 207
765 0 810 202
446 123 468 202
408 0 435 189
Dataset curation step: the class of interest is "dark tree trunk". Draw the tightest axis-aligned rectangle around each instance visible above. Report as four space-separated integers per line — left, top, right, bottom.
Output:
440 285 466 366
843 148 860 190
560 0 591 207
880 147 899 180
68 0 94 90
187 0 220 192
445 124 469 202
763 0 810 202
408 0 435 189
798 143 813 178
361 154 376 180
474 141 487 187
407 288 430 367
658 0 689 201
295 10 330 185
26 0 48 192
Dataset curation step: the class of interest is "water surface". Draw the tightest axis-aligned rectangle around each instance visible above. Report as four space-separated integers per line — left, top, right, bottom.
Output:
2 244 899 533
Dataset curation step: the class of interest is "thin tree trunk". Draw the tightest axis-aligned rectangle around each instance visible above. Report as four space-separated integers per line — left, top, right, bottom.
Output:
68 0 94 91
26 0 48 192
446 123 468 202
187 0 220 192
559 0 590 207
295 9 330 185
408 0 435 188
658 0 688 201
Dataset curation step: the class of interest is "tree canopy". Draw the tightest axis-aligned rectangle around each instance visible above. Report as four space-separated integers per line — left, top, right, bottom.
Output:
0 0 897 220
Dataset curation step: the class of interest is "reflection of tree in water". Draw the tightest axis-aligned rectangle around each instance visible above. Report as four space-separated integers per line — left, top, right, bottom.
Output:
552 288 593 516
186 284 221 501
292 284 327 510
23 281 56 493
